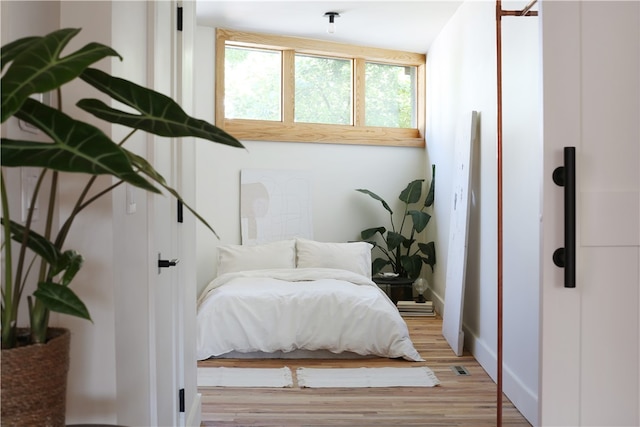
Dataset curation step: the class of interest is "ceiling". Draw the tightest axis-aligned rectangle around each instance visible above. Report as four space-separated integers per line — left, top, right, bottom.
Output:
195 1 465 53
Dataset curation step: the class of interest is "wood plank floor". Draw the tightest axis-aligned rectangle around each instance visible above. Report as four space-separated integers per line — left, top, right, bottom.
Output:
199 315 531 426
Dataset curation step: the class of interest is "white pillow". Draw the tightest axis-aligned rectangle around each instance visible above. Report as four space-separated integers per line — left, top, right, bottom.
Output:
295 238 373 278
217 240 296 276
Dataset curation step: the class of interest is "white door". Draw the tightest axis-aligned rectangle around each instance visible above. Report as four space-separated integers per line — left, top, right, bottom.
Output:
150 2 200 425
174 1 201 426
539 1 639 425
149 1 183 425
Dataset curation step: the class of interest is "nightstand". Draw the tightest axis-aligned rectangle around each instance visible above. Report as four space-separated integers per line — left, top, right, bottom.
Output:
372 277 414 304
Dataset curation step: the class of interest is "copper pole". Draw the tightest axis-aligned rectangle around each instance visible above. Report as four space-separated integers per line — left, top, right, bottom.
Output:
501 9 538 17
495 1 504 426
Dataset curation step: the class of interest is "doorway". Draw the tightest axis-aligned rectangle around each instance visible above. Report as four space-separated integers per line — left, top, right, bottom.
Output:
190 1 541 425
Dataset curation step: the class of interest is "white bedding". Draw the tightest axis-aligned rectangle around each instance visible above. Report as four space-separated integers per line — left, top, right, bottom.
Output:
196 268 423 362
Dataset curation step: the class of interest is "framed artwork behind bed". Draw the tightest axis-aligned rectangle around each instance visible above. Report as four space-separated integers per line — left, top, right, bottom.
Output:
240 169 313 244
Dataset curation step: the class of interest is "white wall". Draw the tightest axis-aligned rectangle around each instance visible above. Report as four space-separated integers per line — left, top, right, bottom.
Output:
500 8 541 423
426 1 540 424
57 2 120 424
194 25 430 294
1 2 159 425
0 1 61 328
110 1 154 425
1 1 120 424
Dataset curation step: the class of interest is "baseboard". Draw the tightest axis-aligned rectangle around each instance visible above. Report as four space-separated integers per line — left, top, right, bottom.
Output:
462 324 538 426
427 287 537 424
185 392 202 427
427 287 445 316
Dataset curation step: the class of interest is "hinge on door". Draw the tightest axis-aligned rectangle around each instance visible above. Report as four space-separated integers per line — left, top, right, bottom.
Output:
177 6 183 31
177 200 183 223
179 388 185 412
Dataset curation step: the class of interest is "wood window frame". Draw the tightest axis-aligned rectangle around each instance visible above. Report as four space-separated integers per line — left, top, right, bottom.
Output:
215 29 426 147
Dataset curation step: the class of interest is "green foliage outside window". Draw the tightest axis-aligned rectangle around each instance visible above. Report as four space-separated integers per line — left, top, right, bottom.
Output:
224 47 417 128
295 54 352 125
365 63 416 128
225 47 281 121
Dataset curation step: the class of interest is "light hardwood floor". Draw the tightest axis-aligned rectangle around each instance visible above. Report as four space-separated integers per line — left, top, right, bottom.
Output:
199 315 531 426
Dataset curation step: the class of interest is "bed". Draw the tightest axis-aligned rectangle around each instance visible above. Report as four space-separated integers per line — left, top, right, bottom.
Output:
196 238 423 362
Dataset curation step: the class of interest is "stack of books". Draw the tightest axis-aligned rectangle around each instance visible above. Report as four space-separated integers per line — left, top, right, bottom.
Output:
396 300 435 317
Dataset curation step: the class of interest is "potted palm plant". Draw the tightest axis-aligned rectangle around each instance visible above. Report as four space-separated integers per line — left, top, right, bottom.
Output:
356 165 436 280
1 28 243 425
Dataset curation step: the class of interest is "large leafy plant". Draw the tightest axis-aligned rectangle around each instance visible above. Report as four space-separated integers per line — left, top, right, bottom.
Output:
0 28 243 349
356 165 436 280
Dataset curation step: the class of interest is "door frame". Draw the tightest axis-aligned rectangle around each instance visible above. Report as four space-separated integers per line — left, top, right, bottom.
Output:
147 1 200 425
173 1 201 425
111 1 197 425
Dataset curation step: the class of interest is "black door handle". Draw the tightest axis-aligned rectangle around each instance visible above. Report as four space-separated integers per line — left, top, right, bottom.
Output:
552 146 576 288
158 259 179 268
158 253 180 274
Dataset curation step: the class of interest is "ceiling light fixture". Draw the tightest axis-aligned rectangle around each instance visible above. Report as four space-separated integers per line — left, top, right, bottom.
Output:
324 12 340 34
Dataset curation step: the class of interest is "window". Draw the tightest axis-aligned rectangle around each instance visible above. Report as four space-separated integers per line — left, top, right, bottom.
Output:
294 54 352 125
216 29 425 147
365 63 417 128
224 47 281 121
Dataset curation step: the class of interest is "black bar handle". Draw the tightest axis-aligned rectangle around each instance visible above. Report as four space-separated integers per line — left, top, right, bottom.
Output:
552 147 576 288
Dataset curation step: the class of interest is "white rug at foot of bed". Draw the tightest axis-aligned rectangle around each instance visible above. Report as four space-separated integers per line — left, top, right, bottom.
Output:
197 367 293 388
296 366 440 388
197 366 440 388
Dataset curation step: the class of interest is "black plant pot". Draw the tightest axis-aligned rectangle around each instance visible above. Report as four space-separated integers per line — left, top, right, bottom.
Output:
372 277 414 304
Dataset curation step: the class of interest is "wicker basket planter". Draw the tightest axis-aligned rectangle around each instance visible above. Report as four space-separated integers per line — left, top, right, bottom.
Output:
1 328 71 427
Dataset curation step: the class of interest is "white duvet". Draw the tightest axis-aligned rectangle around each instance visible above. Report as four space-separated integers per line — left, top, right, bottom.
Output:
196 268 423 361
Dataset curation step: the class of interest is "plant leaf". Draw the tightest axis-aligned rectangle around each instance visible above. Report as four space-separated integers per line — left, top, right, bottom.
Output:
399 179 424 204
1 28 121 123
1 36 40 71
386 231 405 251
2 219 60 267
126 150 219 238
356 189 393 215
408 210 430 233
418 241 436 271
78 68 244 149
402 237 415 249
372 258 390 276
361 227 386 240
58 251 83 286
400 254 423 279
34 282 91 321
2 219 84 280
1 98 160 194
425 165 436 207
